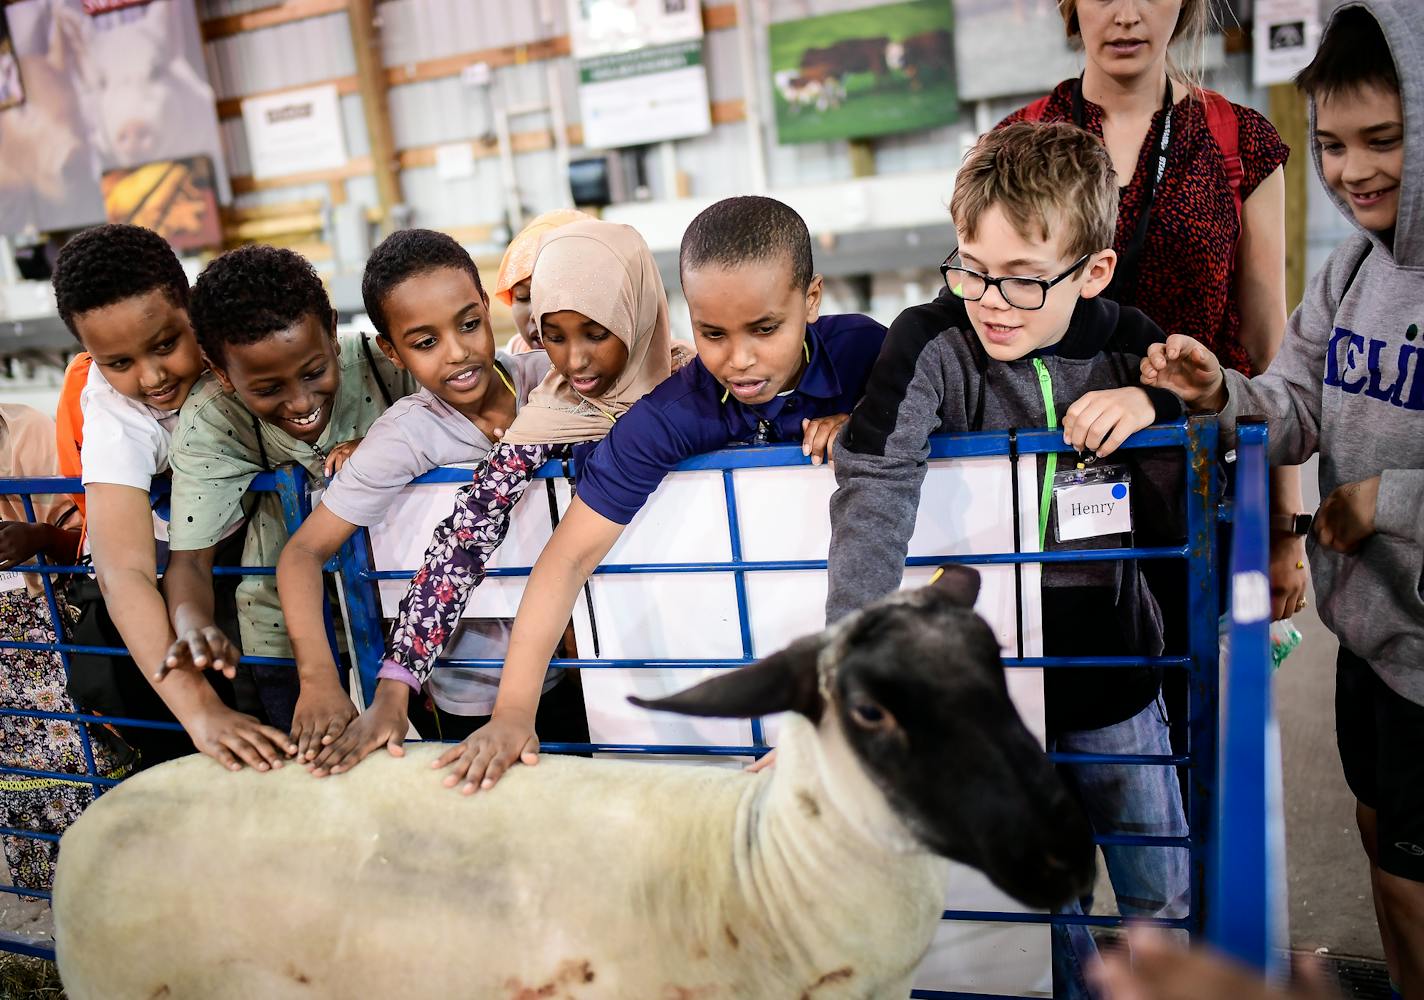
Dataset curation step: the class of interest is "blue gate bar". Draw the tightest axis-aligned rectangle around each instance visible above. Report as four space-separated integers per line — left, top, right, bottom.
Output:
1206 420 1284 975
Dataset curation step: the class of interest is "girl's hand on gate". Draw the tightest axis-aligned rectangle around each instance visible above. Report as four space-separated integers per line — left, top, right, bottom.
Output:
433 713 539 794
1062 388 1154 458
802 413 850 466
1313 476 1380 554
188 705 293 772
309 681 409 776
323 437 363 478
1139 335 1227 413
161 625 242 680
1269 533 1309 621
289 679 359 762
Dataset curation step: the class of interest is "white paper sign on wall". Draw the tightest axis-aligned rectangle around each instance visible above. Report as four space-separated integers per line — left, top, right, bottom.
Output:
1253 0 1321 88
241 83 348 180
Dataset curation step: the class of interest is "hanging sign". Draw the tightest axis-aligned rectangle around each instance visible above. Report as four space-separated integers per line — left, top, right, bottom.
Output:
1253 0 1321 88
567 0 712 150
241 83 348 180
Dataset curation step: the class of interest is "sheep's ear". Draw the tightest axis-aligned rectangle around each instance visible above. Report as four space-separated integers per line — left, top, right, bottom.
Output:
927 564 980 608
629 636 824 722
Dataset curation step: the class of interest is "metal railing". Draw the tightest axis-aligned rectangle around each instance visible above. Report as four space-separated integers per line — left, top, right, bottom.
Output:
0 416 1282 987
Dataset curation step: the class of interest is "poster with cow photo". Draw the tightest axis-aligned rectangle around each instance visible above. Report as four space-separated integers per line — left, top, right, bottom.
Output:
0 0 226 239
769 0 956 146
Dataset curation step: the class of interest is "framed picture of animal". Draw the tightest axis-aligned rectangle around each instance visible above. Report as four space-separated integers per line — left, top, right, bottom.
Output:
769 0 957 145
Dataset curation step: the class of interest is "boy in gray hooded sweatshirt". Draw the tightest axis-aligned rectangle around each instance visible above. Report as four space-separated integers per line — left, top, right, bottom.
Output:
1143 3 1424 994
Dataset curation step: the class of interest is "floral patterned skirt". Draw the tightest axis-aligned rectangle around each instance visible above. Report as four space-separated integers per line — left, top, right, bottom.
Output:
0 590 134 891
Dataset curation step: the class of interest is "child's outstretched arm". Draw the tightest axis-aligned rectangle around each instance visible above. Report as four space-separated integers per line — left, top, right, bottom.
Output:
432 496 623 793
275 504 361 763
89 484 292 770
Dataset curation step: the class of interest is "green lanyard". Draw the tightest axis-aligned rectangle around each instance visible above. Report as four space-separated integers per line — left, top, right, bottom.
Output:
1031 357 1057 551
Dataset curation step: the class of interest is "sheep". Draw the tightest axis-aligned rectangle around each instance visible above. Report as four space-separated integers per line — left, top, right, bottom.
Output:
53 566 1094 1000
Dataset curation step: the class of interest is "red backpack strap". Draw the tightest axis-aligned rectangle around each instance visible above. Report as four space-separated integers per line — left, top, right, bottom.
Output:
1202 89 1244 223
1022 94 1053 123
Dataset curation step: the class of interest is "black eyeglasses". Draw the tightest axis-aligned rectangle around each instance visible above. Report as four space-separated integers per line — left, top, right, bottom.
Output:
939 252 1094 311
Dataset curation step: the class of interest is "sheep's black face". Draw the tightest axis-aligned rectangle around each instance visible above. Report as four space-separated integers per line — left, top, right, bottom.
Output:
830 571 1096 910
628 566 1096 911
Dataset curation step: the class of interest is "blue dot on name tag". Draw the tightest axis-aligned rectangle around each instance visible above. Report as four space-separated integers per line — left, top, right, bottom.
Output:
1111 484 1127 499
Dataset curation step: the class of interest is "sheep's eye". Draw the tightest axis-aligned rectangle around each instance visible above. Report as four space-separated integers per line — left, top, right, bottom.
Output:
850 702 889 729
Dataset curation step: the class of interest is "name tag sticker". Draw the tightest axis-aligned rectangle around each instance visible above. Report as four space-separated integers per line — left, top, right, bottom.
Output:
1054 477 1131 542
0 571 26 594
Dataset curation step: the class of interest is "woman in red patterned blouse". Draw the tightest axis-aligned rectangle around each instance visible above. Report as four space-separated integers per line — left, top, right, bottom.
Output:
1002 0 1309 624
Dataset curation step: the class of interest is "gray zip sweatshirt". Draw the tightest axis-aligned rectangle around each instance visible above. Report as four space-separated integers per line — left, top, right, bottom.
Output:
827 292 1184 731
1216 0 1424 707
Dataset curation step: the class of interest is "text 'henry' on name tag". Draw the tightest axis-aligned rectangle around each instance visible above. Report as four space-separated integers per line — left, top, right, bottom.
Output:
1054 480 1132 542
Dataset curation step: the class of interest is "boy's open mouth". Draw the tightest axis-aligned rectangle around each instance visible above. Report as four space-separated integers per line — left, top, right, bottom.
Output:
1347 185 1397 208
727 378 769 400
982 321 1022 345
445 365 484 390
144 383 181 407
285 406 323 430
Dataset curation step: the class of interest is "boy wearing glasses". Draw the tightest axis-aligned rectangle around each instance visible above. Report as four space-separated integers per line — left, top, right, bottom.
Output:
827 121 1185 995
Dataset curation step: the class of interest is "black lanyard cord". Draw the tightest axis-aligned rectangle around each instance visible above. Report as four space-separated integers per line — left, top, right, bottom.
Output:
1073 76 1175 305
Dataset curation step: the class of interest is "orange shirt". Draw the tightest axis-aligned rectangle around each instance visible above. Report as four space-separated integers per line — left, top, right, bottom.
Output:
55 352 92 519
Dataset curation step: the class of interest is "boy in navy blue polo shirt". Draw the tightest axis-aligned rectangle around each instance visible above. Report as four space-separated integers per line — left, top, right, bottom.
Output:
353 196 885 788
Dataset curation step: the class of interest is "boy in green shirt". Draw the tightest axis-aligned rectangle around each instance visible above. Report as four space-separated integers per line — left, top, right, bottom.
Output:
161 245 412 762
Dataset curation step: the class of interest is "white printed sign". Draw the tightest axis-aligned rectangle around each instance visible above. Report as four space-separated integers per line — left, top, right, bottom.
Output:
567 0 712 150
0 570 26 594
1055 479 1132 542
1253 0 1321 88
241 83 347 180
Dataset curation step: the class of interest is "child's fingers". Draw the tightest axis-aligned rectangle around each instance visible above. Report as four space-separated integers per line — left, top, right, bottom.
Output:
433 740 467 770
321 717 347 746
479 748 520 789
310 729 365 775
386 733 406 757
222 733 273 772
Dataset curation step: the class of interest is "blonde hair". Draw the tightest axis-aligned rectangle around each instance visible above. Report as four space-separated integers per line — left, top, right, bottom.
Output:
1057 0 1214 94
950 121 1118 263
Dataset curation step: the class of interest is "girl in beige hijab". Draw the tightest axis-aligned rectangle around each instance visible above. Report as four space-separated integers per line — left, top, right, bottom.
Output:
355 221 674 744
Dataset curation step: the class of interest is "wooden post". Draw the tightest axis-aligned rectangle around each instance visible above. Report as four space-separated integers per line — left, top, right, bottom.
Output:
848 139 876 178
1268 83 1309 313
347 0 401 232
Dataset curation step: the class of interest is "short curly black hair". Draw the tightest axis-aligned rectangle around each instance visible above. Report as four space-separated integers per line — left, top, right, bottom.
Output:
679 196 814 292
52 224 189 342
361 228 485 338
190 245 332 365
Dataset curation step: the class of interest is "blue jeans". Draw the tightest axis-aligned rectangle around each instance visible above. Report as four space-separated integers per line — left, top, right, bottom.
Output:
1050 698 1190 998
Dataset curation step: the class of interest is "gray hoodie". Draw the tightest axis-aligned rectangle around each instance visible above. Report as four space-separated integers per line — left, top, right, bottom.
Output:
1217 0 1424 706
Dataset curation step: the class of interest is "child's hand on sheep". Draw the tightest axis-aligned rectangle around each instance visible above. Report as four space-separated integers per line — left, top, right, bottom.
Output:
802 414 850 466
434 713 540 793
289 678 359 763
188 705 293 772
308 679 410 777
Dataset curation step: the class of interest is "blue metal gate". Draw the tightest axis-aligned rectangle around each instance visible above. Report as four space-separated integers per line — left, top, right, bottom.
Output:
0 417 1281 987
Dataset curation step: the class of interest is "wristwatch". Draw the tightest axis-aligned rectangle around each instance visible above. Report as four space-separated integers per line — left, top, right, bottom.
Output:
1271 512 1313 535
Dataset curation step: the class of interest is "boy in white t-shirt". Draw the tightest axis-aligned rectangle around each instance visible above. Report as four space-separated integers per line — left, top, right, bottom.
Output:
51 224 292 771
